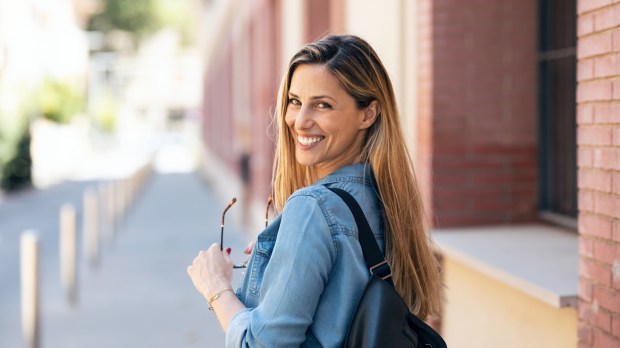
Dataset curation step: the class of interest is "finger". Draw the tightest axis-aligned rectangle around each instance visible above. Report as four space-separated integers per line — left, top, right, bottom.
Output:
244 241 255 254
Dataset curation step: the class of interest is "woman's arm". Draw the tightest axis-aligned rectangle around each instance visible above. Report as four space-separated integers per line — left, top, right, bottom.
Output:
187 244 246 332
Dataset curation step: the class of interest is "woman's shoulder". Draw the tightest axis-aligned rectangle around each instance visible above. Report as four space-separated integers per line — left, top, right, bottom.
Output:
284 185 336 222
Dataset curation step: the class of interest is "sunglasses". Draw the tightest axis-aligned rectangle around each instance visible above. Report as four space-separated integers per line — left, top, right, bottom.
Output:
220 195 273 269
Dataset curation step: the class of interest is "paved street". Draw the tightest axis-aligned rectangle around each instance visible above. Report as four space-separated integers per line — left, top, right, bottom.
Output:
0 170 250 348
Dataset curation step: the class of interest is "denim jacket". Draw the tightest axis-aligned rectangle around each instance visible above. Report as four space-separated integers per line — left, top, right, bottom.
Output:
226 163 385 347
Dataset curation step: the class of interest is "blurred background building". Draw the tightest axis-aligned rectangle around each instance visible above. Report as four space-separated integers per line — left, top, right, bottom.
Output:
199 0 619 347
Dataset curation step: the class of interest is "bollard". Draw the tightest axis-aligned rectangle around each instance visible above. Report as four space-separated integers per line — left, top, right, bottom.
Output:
118 179 126 220
97 182 108 248
20 231 40 348
99 182 114 247
126 177 133 210
83 189 99 269
104 181 115 246
60 204 77 307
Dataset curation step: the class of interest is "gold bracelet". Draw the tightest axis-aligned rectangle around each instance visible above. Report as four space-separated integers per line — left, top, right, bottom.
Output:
208 288 233 310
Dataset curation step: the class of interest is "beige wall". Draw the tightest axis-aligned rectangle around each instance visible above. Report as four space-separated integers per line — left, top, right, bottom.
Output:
345 0 418 157
442 257 577 348
278 0 420 158
280 0 304 71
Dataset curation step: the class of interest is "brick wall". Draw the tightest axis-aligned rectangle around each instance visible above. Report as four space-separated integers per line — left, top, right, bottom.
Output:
415 0 434 217
420 0 539 227
202 0 281 202
304 0 331 42
248 0 280 202
577 1 620 347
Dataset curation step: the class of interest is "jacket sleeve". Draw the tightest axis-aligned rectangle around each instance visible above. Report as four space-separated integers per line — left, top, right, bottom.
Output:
226 193 336 347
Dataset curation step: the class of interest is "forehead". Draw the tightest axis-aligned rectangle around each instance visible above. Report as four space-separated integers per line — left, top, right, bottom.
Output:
289 64 344 96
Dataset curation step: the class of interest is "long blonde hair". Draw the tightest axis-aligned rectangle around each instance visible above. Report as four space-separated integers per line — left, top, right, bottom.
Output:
272 35 443 318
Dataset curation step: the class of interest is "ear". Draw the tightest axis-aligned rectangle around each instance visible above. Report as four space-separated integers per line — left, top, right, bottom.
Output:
359 100 379 130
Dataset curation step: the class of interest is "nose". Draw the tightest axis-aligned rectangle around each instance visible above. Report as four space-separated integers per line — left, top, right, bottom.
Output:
294 106 313 131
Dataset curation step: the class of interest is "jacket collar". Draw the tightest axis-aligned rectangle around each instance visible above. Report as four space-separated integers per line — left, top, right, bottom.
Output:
313 163 375 187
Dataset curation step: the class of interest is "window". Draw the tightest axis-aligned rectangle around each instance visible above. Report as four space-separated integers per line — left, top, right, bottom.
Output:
538 0 577 222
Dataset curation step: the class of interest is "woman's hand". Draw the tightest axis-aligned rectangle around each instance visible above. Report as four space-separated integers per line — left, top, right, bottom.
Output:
187 243 234 299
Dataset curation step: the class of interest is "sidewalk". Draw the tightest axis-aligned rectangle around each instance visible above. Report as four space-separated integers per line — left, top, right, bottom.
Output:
0 171 250 348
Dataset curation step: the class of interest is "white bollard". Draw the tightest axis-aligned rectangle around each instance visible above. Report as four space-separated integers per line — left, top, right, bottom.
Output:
60 204 77 306
97 182 107 247
83 189 99 269
20 231 40 348
104 181 115 246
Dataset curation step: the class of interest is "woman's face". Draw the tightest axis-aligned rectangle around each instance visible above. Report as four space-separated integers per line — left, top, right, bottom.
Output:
285 64 377 178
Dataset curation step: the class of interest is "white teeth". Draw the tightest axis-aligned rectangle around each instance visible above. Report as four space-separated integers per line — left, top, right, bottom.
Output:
298 136 323 146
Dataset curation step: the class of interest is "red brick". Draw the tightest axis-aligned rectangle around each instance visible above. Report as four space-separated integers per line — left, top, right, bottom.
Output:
582 236 596 257
580 190 596 211
579 0 613 14
578 80 614 102
579 59 595 81
594 309 612 332
578 126 614 146
613 315 620 338
613 173 620 194
594 103 620 123
579 147 595 167
613 129 620 146
594 54 620 78
593 328 620 347
594 285 620 312
581 278 595 301
614 260 620 287
580 213 613 238
578 104 595 124
581 258 612 286
594 239 620 264
579 168 613 190
614 80 620 99
579 31 613 59
594 5 620 31
579 321 594 344
614 29 620 51
581 298 594 321
593 148 620 170
579 12 596 37
614 222 620 242
595 192 618 216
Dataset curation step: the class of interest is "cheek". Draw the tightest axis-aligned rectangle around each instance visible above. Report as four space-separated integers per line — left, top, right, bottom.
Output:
284 111 296 129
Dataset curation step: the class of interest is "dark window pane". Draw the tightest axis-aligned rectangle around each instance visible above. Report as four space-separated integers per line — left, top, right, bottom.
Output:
538 0 577 218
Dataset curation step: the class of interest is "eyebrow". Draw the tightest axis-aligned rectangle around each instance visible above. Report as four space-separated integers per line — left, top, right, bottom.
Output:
288 92 337 103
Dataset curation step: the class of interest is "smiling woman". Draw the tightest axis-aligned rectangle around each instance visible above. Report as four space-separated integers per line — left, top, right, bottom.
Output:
285 64 378 178
187 35 444 347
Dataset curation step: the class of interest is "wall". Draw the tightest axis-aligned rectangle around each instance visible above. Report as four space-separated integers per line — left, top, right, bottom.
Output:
576 0 620 346
418 0 539 227
442 257 577 348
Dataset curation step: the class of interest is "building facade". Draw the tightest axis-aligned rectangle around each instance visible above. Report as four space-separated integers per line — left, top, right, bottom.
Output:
199 0 620 346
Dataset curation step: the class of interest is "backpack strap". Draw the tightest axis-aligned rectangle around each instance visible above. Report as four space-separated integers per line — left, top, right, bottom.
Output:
328 187 394 286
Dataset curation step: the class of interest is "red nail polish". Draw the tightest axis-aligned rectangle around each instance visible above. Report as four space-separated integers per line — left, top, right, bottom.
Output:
226 247 231 255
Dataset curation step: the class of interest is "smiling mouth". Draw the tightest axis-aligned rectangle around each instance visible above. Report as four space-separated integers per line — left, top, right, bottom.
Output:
297 136 324 147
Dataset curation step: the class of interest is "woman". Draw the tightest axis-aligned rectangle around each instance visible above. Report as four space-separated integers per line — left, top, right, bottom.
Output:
188 34 443 347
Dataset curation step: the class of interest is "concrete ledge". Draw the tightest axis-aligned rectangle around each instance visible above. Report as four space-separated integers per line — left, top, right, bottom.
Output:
433 224 578 308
